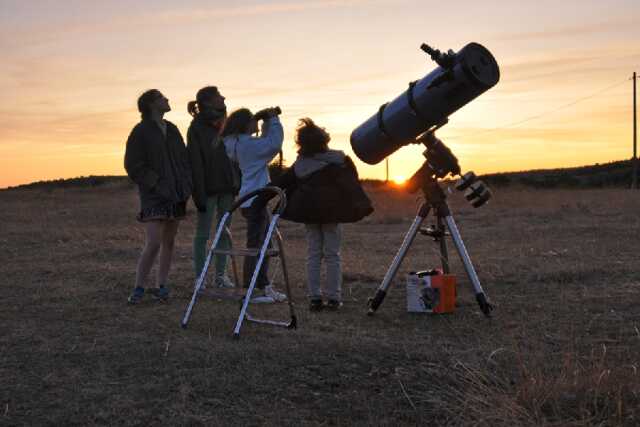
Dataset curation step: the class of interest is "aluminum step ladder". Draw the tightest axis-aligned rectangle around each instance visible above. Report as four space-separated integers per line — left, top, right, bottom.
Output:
181 187 297 337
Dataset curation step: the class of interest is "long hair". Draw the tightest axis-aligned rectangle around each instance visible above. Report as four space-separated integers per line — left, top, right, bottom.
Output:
137 89 161 120
221 108 254 137
187 86 219 117
295 118 330 156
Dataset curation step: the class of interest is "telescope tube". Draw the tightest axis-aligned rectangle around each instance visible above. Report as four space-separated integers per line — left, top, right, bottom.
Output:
350 42 500 165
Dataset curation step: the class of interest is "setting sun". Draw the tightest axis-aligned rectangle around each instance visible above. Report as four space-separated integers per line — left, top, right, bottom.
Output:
391 176 407 186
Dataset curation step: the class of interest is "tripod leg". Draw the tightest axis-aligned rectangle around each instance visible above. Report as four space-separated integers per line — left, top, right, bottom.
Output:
368 204 431 315
437 216 450 274
181 212 232 328
444 215 494 317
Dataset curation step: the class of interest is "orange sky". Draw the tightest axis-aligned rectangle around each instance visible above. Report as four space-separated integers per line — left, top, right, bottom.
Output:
1 0 639 188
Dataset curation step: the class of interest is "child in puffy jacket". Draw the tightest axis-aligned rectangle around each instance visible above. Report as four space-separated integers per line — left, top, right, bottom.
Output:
275 118 373 311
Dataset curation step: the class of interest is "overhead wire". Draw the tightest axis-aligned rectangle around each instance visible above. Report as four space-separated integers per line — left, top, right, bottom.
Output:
447 77 631 140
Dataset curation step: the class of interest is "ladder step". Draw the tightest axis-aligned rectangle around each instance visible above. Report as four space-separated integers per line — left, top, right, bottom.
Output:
212 248 280 257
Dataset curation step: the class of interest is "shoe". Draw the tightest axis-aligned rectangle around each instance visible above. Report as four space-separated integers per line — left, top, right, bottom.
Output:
265 284 287 302
309 298 323 311
215 274 235 289
248 288 275 304
149 285 170 303
325 299 343 310
127 287 144 305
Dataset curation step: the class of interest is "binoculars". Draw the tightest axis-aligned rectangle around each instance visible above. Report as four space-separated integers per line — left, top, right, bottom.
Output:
254 106 282 122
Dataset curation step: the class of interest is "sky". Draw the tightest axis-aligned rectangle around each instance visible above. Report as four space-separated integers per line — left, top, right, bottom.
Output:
1 0 639 188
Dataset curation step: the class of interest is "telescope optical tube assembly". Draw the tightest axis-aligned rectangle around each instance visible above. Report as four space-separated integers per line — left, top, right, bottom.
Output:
350 42 500 165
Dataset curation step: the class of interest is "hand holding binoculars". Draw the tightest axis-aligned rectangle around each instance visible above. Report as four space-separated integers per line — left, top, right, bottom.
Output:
254 106 282 121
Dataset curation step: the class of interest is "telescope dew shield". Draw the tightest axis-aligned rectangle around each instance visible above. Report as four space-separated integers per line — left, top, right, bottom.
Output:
350 42 500 165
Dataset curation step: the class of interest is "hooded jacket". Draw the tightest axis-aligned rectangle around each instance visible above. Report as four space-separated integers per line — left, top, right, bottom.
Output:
187 116 239 211
124 119 192 211
274 149 373 224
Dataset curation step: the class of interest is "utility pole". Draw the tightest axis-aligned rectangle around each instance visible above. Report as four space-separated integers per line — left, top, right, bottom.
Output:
633 72 638 189
385 158 389 183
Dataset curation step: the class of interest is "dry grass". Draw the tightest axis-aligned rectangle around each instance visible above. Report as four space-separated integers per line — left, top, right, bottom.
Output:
1 182 639 426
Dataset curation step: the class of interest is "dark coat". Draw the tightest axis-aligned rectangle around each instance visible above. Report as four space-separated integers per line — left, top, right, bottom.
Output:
274 153 373 224
187 117 240 211
124 119 192 212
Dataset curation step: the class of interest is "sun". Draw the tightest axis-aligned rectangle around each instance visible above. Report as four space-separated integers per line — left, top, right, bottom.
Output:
391 176 407 186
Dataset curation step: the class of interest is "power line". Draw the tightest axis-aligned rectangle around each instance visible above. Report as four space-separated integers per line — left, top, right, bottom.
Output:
448 77 630 140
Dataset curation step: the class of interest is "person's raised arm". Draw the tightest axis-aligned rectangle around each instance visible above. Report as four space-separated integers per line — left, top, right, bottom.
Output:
253 116 284 161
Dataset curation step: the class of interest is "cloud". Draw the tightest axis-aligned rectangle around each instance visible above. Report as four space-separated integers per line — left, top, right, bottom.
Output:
446 121 627 147
0 0 381 50
155 0 377 22
490 17 639 41
499 46 640 86
0 109 135 148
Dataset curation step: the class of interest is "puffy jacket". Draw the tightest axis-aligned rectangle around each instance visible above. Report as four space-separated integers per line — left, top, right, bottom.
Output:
274 150 373 224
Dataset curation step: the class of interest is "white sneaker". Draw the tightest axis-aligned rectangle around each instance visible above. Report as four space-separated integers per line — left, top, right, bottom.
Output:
265 284 287 302
215 275 235 289
249 288 275 304
250 295 276 304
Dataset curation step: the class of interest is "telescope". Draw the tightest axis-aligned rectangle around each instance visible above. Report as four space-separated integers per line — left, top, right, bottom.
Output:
351 42 499 165
351 42 500 317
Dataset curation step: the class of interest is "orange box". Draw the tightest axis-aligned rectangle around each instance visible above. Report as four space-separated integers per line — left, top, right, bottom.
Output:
407 272 456 314
427 274 456 314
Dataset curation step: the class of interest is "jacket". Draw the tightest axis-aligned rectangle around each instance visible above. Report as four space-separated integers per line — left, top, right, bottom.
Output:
124 119 192 211
224 116 283 208
187 116 239 211
274 150 373 224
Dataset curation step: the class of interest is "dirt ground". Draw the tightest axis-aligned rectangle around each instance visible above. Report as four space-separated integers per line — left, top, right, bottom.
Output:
1 181 639 426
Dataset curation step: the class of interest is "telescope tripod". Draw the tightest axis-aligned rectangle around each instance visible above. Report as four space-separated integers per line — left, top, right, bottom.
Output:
367 176 494 317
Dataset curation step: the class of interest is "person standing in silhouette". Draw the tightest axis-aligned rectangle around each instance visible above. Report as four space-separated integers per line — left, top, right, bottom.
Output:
124 89 192 304
186 86 239 289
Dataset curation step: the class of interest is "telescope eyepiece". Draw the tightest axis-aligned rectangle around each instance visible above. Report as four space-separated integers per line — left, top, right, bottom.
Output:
420 43 435 56
420 43 456 69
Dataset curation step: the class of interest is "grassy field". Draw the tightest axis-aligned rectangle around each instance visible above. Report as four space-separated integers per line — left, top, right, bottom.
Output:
1 181 639 426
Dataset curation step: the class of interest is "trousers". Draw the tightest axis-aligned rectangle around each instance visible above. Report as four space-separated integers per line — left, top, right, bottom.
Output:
193 193 235 278
305 223 342 301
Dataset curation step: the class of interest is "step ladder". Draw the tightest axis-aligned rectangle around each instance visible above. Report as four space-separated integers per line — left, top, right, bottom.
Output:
181 187 297 337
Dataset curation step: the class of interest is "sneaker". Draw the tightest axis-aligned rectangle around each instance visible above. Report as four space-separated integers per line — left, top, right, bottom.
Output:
265 284 287 302
309 298 323 311
215 274 235 289
325 299 343 310
149 285 170 303
248 288 275 304
127 287 144 305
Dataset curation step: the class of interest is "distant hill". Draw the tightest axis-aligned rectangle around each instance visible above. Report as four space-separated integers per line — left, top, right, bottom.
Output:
5 175 134 191
3 159 638 191
480 159 636 188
